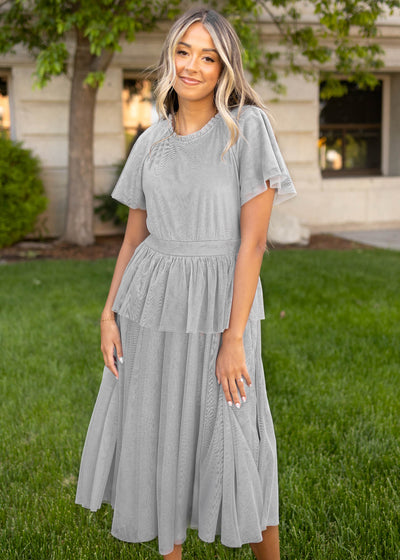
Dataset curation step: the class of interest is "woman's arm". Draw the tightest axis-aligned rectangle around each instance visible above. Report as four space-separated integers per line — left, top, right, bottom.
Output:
215 182 275 407
100 208 149 378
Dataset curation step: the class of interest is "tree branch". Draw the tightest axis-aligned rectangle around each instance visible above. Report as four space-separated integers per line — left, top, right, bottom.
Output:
90 48 114 73
259 0 289 40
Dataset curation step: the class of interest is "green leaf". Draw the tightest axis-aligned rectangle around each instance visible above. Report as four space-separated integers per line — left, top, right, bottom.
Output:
84 71 105 89
33 42 69 88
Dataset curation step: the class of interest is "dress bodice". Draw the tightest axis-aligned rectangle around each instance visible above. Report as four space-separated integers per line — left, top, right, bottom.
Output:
111 105 297 333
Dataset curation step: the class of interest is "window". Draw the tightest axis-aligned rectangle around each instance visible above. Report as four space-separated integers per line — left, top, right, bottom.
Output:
122 77 157 153
319 80 382 176
0 76 10 137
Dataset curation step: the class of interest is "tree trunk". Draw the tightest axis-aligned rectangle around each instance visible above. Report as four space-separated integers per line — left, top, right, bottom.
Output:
63 31 103 246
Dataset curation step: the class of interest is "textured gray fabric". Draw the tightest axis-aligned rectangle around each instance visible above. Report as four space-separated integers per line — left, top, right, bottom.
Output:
75 105 297 556
112 236 265 334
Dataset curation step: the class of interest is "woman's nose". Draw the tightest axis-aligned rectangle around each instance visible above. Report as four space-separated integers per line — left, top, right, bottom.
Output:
185 56 199 72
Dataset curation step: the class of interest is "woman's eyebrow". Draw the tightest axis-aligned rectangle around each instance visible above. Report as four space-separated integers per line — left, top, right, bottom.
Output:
177 41 218 54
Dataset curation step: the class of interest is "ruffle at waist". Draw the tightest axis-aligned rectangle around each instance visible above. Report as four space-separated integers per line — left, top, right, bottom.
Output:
112 235 265 333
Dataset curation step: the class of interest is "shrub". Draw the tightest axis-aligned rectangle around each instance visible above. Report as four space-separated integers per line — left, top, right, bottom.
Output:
0 134 48 248
94 159 129 226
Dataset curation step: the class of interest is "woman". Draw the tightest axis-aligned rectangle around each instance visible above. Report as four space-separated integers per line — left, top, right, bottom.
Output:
75 7 296 560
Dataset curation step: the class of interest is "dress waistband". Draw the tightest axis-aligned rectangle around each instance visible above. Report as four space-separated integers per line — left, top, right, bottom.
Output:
143 235 241 256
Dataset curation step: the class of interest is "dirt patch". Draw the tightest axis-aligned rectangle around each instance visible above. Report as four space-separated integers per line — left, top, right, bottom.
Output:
0 233 372 264
0 236 124 263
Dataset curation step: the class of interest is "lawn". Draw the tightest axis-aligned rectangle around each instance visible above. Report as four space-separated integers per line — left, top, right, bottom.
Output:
0 248 399 560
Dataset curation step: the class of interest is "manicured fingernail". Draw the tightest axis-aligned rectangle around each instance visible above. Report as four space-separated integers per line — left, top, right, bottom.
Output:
118 356 124 364
235 402 241 409
228 401 233 407
242 396 246 403
240 377 243 382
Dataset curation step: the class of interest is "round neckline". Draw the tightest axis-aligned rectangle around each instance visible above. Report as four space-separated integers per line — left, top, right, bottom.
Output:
167 111 221 142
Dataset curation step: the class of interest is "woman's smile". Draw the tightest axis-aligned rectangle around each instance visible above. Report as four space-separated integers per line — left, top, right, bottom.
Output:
179 76 202 85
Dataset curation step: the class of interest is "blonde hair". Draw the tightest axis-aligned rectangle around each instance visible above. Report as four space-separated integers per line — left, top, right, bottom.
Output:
154 7 268 155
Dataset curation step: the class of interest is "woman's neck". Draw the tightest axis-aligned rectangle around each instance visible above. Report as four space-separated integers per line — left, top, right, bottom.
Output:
174 100 217 136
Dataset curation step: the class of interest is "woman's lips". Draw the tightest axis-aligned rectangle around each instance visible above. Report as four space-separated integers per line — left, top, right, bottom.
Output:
180 76 201 85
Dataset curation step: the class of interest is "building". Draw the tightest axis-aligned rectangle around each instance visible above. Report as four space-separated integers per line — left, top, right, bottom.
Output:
1 11 399 242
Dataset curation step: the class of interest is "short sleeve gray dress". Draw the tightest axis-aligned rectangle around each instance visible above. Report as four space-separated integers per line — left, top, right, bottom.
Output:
75 104 297 556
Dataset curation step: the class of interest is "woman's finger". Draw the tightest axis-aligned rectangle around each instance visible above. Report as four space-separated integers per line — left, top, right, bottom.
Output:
115 337 124 364
221 377 233 406
104 347 119 379
228 377 241 408
242 367 252 388
236 376 247 402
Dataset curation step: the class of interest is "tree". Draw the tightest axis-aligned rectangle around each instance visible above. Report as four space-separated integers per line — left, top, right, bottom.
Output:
0 0 398 245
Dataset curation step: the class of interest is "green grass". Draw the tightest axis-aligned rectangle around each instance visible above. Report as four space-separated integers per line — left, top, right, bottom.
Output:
0 249 399 559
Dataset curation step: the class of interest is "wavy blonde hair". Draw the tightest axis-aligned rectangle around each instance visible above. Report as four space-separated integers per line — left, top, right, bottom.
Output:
154 7 268 155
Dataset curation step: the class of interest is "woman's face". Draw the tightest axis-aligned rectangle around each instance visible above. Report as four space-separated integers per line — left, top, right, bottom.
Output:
173 22 222 107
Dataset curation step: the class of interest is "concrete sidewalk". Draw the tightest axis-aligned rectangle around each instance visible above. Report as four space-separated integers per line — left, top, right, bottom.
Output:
333 229 400 251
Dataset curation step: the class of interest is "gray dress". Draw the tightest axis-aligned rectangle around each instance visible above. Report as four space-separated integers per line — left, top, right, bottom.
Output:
75 105 297 556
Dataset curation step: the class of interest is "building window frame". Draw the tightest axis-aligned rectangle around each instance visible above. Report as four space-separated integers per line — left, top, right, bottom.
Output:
0 70 12 138
122 70 157 154
380 74 390 177
319 75 388 178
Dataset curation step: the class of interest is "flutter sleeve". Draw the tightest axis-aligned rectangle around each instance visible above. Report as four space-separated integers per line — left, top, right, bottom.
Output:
235 106 297 207
111 130 149 210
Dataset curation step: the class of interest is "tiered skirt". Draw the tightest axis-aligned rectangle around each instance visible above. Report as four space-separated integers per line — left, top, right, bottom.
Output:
75 236 279 556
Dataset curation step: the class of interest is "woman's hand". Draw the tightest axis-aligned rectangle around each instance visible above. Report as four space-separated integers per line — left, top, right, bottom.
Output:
215 332 252 408
100 316 123 379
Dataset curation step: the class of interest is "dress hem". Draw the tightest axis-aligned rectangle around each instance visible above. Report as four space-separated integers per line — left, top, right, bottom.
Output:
75 499 279 555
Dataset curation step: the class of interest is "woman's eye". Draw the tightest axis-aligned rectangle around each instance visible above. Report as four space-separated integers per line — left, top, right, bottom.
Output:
177 50 188 56
204 56 215 63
